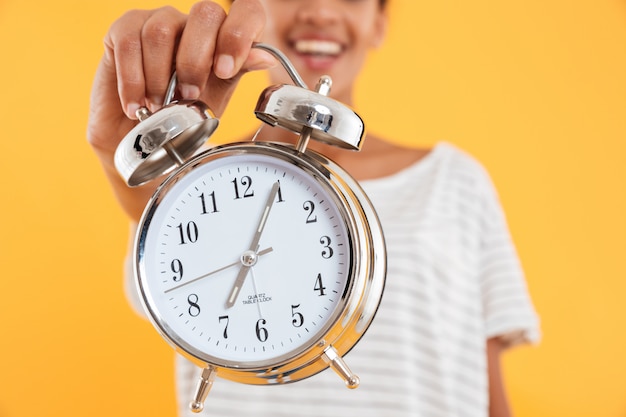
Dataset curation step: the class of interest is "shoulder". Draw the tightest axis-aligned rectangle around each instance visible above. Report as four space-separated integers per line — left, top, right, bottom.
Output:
418 142 495 194
434 142 490 177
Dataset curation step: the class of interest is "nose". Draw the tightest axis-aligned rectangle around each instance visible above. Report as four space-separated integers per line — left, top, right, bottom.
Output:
295 0 341 25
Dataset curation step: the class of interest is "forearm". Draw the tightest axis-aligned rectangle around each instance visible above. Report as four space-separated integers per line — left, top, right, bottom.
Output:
487 337 513 417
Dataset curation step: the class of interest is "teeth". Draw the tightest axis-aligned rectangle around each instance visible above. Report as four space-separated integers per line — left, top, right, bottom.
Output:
294 40 342 56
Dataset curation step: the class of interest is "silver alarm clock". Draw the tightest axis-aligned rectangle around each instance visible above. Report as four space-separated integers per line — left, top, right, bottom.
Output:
114 43 386 413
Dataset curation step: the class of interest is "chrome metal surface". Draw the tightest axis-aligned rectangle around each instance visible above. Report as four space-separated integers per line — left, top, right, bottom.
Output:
114 100 218 186
252 42 307 89
322 345 360 389
255 84 364 150
190 366 216 413
295 76 332 153
315 75 332 97
163 72 177 106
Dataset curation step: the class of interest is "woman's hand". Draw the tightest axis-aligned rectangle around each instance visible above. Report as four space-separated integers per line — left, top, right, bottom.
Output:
87 0 275 221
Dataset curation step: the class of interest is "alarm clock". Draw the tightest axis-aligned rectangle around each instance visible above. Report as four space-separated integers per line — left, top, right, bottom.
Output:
114 43 386 413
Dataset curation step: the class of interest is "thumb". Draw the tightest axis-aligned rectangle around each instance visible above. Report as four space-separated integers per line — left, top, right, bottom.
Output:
200 48 277 117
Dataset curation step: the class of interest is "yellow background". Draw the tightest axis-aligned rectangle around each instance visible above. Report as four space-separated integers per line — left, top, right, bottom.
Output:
0 0 624 416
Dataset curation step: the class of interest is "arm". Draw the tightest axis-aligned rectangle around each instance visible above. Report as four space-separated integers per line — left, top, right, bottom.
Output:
487 336 513 417
87 0 275 222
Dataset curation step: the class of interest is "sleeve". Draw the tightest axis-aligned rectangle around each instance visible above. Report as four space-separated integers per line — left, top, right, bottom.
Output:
478 170 541 348
124 222 148 318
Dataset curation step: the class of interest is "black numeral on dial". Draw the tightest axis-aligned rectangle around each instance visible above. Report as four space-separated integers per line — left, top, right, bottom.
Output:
199 191 218 214
256 318 269 342
303 200 317 224
291 304 304 327
177 221 199 245
232 176 254 199
187 294 201 317
171 259 183 282
320 235 333 259
314 273 327 296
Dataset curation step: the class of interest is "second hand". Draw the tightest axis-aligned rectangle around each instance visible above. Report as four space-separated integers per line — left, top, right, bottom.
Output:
164 247 274 294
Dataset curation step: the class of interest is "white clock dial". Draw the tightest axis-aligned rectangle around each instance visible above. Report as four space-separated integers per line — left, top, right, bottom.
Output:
138 149 353 367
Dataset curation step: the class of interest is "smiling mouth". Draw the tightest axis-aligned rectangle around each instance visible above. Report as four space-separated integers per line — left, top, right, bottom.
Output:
294 40 342 56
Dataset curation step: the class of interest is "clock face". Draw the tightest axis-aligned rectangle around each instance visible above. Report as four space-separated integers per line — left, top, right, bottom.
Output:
137 148 353 368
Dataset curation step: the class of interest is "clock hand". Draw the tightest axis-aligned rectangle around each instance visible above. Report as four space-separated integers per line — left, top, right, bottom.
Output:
249 267 264 319
164 247 273 294
226 181 280 308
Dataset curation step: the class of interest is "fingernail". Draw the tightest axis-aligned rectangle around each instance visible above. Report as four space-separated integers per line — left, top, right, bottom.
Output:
215 54 235 79
126 102 141 119
180 83 201 99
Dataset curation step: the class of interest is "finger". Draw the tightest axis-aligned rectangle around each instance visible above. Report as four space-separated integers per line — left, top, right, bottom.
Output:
175 1 227 99
241 48 278 73
213 0 266 79
196 48 276 117
140 6 187 110
105 9 151 118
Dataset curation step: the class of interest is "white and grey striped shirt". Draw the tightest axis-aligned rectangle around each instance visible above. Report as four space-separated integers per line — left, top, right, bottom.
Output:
128 141 540 417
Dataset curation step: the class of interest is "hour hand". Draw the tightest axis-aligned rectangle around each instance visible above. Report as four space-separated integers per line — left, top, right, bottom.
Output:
225 253 253 308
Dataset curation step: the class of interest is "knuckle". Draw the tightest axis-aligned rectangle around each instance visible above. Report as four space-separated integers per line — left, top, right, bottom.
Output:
176 59 213 89
237 0 265 16
223 0 265 45
116 33 142 57
142 20 178 48
190 1 226 25
176 59 202 73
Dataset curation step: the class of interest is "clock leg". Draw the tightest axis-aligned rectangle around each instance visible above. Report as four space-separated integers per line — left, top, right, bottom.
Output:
322 345 360 389
189 365 217 413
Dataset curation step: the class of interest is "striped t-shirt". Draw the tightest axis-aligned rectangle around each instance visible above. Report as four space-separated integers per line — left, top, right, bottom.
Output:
128 141 540 417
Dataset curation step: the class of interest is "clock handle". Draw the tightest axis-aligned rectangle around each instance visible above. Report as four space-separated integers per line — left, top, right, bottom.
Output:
322 345 360 389
189 365 217 413
252 43 308 89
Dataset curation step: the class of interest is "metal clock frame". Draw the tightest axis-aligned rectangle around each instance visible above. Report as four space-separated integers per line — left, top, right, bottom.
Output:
135 141 385 386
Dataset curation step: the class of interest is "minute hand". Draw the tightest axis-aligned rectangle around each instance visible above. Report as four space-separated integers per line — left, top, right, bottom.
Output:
225 181 280 308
